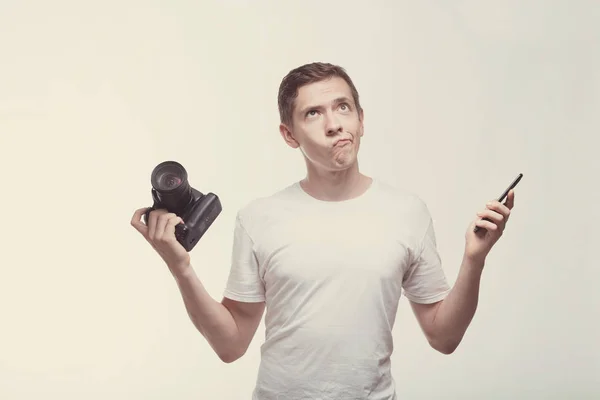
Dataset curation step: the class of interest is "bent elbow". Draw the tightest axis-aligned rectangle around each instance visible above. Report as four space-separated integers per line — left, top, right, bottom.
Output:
218 348 246 364
436 343 457 355
430 337 460 355
219 354 238 363
218 352 238 363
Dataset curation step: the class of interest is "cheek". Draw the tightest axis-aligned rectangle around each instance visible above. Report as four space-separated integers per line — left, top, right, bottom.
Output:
343 115 361 131
297 131 326 155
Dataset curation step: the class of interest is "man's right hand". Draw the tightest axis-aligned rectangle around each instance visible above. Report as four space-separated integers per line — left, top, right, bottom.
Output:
130 207 265 363
131 207 191 275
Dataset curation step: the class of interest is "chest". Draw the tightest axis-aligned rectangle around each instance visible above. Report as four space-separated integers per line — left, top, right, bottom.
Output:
252 210 413 290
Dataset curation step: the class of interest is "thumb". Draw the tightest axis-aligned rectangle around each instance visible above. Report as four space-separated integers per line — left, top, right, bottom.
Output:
131 207 150 236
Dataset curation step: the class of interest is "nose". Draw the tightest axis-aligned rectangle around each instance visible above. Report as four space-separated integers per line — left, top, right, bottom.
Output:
325 111 343 136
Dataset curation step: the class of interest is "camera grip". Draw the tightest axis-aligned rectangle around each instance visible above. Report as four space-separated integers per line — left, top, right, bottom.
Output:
174 221 188 243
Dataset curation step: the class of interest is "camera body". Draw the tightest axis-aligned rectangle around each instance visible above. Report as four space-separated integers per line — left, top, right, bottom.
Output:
143 161 222 252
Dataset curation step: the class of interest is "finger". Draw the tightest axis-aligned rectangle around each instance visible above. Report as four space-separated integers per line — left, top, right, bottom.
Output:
477 209 505 225
486 200 511 219
147 209 167 240
154 212 176 241
131 207 150 235
163 216 184 243
504 189 515 210
475 218 498 232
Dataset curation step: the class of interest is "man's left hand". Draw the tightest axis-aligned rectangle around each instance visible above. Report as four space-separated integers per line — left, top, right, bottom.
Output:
464 189 516 263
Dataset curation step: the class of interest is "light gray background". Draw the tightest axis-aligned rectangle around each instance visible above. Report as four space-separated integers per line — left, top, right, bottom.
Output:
1 0 598 399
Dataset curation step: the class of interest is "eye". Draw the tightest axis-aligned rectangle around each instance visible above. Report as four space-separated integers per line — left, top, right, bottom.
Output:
306 110 318 117
339 103 351 111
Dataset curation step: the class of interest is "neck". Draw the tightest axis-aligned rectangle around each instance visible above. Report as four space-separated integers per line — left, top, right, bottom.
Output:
300 160 372 202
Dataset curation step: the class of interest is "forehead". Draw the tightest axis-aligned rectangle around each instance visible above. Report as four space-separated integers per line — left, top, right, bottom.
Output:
294 76 353 109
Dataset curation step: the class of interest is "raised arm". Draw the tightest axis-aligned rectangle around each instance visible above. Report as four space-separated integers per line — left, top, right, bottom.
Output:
173 266 265 362
410 191 516 354
131 207 264 363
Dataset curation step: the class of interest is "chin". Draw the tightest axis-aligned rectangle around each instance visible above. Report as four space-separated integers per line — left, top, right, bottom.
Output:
305 151 357 172
331 158 357 170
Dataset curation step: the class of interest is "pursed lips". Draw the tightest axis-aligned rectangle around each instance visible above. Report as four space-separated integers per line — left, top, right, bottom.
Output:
334 138 351 147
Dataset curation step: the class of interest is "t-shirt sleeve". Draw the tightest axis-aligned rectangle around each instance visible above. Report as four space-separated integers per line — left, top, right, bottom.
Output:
222 213 266 303
402 211 451 304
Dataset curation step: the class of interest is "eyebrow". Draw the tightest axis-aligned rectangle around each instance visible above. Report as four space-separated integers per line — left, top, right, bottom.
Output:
298 96 354 115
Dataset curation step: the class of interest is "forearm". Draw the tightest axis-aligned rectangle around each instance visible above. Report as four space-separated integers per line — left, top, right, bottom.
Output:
170 265 242 361
432 255 485 352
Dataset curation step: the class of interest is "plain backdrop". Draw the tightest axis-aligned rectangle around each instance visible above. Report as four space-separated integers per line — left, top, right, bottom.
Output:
1 0 598 399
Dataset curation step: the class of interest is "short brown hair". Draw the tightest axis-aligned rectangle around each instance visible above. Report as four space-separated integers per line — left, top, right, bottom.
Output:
277 62 363 127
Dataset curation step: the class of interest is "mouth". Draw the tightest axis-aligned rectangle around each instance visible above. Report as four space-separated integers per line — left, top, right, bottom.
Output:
334 139 352 147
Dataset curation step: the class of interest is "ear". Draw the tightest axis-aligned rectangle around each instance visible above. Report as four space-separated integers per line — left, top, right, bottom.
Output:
358 109 365 137
279 123 300 149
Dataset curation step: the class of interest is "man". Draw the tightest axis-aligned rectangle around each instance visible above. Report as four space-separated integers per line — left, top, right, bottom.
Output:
131 62 516 399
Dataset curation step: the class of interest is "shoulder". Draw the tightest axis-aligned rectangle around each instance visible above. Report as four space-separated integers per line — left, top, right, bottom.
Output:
235 181 300 228
371 178 435 243
373 178 432 218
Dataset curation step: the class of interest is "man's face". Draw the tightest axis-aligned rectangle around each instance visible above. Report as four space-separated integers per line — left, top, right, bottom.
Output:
280 77 364 173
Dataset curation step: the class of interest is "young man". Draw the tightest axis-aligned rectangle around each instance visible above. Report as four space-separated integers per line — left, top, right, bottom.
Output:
131 62 516 399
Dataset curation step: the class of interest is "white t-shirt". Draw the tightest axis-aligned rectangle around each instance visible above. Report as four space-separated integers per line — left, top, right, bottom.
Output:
223 178 451 400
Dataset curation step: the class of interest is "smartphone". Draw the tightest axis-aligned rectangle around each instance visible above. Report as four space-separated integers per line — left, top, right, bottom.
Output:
473 173 523 233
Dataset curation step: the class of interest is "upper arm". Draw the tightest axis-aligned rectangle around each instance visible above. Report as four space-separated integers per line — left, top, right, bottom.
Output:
402 200 450 347
218 210 267 361
402 202 450 305
221 297 265 355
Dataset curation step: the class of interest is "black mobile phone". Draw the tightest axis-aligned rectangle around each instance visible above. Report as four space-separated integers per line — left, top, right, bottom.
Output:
474 173 523 233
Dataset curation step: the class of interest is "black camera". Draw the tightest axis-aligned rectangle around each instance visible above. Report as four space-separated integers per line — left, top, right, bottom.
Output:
143 161 222 252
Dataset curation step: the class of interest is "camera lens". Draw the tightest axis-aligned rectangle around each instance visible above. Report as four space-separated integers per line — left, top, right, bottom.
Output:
150 161 193 212
156 172 183 191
